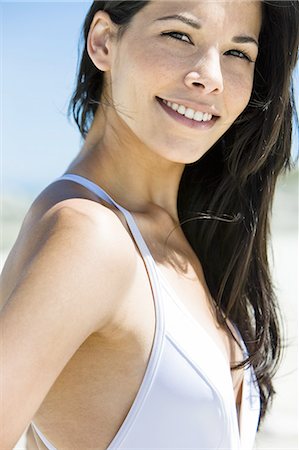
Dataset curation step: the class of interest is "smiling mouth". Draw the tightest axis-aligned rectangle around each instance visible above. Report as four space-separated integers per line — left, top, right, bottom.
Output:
156 96 215 122
155 96 219 129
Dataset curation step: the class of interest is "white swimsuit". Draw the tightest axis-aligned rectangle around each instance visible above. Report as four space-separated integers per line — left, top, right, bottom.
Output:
31 173 260 449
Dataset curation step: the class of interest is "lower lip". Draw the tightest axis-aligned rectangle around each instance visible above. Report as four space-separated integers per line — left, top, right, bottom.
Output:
156 97 218 130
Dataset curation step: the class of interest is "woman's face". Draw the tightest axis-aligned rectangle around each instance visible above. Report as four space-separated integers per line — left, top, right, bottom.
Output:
106 0 262 163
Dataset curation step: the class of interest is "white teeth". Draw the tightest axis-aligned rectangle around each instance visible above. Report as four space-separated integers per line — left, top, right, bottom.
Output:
177 104 186 114
185 108 195 119
161 98 213 122
194 111 204 121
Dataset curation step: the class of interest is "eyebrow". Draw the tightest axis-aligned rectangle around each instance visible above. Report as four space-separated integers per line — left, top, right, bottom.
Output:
155 14 259 47
155 14 201 30
232 35 259 47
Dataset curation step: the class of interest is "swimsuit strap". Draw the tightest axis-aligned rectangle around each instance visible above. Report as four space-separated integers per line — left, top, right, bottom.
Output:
31 423 56 450
31 172 167 449
58 173 151 259
55 172 165 332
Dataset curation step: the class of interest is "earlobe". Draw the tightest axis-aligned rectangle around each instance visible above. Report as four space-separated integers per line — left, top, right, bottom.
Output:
87 11 116 72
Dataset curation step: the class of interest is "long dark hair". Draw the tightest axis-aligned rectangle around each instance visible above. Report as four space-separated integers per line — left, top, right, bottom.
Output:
68 0 299 425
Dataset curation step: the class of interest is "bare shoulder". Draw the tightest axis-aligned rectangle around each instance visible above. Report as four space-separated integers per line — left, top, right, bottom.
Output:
0 180 138 448
1 179 137 322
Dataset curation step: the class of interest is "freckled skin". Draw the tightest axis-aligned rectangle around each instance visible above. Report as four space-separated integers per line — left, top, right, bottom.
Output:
106 0 262 164
0 4 264 448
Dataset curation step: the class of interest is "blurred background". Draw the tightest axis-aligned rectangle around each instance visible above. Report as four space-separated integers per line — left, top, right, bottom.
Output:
1 1 298 449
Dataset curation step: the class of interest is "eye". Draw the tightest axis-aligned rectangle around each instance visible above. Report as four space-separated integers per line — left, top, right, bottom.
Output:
161 31 193 45
226 49 254 63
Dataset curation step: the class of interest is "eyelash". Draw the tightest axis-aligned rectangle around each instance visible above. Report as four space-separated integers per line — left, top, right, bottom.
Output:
161 31 254 63
226 49 253 63
161 31 192 44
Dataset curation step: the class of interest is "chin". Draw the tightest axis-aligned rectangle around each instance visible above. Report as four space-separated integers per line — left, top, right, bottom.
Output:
160 147 211 165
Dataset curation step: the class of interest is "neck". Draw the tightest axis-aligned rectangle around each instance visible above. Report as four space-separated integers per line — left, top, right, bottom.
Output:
67 104 185 223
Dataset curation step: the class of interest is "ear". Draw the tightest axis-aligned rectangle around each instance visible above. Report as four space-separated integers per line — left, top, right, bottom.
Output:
87 11 118 72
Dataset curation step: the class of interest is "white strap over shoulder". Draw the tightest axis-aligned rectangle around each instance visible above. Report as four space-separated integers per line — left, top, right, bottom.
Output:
55 173 165 333
56 173 152 260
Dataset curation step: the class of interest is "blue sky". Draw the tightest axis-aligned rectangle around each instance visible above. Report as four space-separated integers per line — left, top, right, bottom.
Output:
1 0 299 198
1 1 91 196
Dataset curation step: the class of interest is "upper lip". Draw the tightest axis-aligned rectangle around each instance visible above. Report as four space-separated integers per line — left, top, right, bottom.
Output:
157 96 220 117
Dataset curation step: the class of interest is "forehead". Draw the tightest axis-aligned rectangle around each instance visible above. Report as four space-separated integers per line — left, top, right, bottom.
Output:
136 0 262 37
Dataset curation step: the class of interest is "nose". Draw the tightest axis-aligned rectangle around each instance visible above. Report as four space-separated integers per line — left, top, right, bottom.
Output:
184 50 224 94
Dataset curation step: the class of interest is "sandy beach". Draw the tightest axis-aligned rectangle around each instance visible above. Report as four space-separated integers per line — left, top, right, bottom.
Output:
2 172 297 450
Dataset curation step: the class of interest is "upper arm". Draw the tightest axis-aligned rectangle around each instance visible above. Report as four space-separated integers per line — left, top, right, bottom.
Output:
0 201 136 449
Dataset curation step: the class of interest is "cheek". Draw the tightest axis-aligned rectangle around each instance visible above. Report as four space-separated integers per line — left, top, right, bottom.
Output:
125 35 182 84
224 68 254 115
110 57 142 111
112 44 178 112
133 51 177 93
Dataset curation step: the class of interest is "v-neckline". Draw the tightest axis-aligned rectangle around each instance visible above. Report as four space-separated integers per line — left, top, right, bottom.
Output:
155 265 246 438
59 172 245 394
57 173 258 446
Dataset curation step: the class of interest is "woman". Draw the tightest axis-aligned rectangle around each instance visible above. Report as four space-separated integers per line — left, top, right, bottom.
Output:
1 0 298 449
